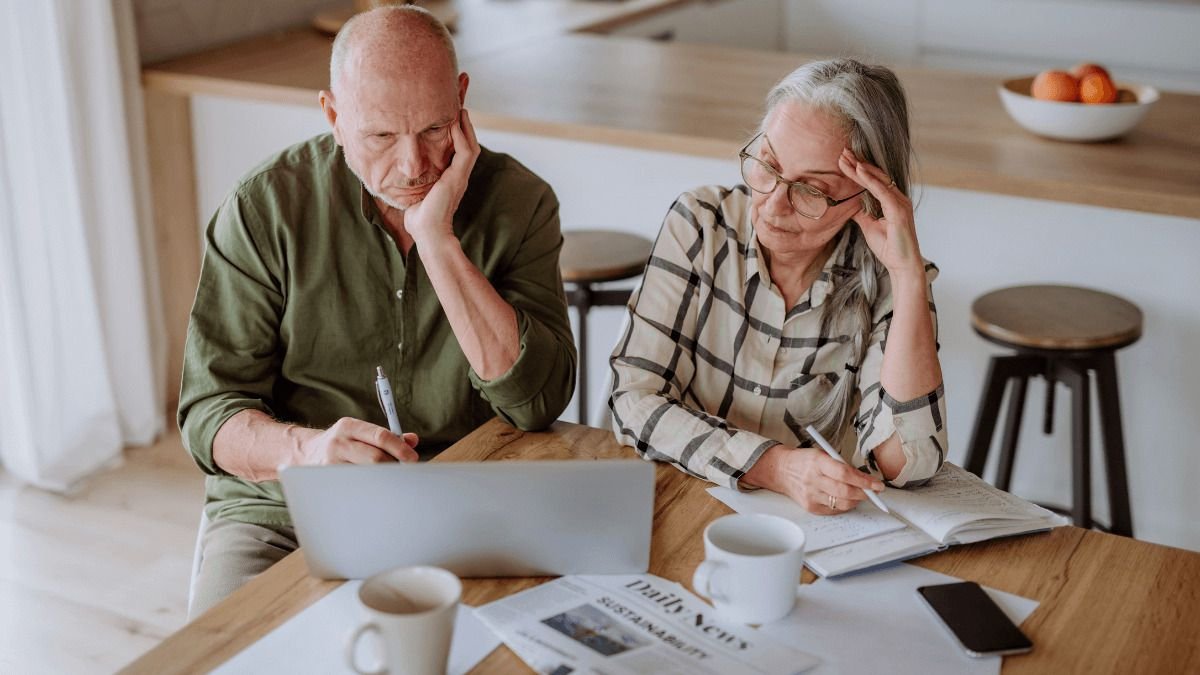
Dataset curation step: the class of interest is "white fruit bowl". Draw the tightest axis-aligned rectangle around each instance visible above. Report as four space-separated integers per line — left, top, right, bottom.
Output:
998 76 1160 142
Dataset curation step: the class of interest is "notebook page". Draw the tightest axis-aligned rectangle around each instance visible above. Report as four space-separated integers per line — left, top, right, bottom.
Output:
804 526 938 577
883 464 1061 543
707 486 907 552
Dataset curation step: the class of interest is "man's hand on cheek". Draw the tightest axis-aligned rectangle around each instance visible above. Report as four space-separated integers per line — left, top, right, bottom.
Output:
403 108 481 248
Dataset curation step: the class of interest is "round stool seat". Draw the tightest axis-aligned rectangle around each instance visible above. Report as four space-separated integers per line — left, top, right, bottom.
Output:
561 230 654 284
971 285 1143 352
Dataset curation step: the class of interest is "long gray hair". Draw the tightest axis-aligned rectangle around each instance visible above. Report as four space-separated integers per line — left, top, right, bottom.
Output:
760 58 913 447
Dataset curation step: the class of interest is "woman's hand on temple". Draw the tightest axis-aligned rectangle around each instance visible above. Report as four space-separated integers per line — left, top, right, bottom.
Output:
838 149 925 279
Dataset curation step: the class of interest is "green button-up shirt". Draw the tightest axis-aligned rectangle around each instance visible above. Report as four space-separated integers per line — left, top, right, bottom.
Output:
178 133 576 528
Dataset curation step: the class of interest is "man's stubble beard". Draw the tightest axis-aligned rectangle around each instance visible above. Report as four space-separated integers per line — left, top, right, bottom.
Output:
344 149 437 213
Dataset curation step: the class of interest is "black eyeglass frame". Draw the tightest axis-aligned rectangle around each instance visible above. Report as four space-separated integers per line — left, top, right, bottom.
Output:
738 132 867 220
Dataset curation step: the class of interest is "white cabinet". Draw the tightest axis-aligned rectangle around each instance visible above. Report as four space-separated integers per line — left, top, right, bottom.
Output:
606 0 784 51
782 0 1200 93
782 0 921 65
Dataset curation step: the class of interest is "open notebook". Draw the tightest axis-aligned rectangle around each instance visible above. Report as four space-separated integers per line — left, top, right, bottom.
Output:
709 463 1068 577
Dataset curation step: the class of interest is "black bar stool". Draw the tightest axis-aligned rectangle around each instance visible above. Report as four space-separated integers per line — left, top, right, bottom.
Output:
964 285 1142 537
560 230 654 424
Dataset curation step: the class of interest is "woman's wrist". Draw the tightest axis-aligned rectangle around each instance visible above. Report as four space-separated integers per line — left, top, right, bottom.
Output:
741 443 788 491
887 260 928 287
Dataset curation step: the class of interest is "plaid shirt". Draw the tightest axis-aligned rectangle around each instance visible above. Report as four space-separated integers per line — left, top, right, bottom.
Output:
610 185 947 489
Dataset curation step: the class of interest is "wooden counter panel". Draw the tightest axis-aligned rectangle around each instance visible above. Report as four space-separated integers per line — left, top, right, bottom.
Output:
143 27 1200 219
464 35 1200 219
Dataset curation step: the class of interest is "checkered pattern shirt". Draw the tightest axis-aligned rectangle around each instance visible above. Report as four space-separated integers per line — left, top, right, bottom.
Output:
609 185 947 489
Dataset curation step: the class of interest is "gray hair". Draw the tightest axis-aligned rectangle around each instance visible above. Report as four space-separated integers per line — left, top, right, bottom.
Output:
329 5 458 91
760 58 913 449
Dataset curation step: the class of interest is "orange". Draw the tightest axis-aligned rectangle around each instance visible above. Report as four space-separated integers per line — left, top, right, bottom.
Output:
1071 62 1111 81
1080 72 1118 104
1031 70 1080 102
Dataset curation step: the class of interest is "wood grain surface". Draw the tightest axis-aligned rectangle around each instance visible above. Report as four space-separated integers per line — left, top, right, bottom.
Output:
971 284 1144 350
142 30 1200 220
122 419 1200 674
560 230 654 283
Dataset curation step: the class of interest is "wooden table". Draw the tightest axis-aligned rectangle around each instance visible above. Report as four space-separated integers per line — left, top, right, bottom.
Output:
123 418 1200 674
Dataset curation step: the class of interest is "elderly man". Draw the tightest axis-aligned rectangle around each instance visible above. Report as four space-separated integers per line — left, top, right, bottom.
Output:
178 6 575 616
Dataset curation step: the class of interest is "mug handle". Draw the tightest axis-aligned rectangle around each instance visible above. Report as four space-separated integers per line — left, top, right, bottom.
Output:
692 560 730 603
345 622 387 675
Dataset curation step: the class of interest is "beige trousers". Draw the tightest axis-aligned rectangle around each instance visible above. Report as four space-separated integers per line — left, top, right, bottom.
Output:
189 517 298 620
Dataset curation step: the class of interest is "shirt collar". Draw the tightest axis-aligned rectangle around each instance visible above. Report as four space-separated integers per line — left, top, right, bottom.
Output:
744 210 861 310
357 182 384 227
811 225 859 308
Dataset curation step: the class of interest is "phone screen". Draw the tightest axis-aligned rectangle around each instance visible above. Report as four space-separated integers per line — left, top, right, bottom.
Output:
917 582 1033 657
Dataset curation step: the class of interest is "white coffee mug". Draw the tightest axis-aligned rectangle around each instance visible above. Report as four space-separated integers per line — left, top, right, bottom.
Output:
345 566 461 675
692 513 806 624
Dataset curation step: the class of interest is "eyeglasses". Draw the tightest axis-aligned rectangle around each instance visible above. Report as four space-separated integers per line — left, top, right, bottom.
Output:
739 133 867 220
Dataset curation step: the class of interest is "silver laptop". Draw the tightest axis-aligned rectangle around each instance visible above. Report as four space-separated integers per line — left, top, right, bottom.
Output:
279 459 655 579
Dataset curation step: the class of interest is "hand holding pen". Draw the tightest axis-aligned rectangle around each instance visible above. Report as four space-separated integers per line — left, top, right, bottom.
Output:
806 425 889 514
289 367 418 466
375 366 404 436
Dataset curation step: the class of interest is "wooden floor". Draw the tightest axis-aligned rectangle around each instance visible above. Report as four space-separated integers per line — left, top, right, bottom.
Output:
0 429 204 674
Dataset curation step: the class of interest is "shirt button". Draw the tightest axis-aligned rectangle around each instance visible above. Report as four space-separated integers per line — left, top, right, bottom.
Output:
754 386 763 396
397 343 403 351
396 289 404 299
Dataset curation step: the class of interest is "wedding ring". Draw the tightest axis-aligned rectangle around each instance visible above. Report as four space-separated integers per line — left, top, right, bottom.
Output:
828 494 838 510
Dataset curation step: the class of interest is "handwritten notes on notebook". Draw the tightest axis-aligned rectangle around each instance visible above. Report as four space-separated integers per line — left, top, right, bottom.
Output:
707 486 906 552
708 463 1067 577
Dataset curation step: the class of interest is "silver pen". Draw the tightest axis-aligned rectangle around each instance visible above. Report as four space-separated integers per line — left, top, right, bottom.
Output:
374 366 403 436
805 424 890 513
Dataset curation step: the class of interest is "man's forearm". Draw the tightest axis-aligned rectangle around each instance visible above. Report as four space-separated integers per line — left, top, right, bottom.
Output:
419 234 521 380
212 409 317 482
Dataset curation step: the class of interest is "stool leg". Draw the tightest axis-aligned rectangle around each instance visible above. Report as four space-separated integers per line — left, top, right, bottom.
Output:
965 356 1013 477
1094 353 1134 537
1043 368 1056 435
1060 363 1093 530
995 375 1028 492
575 284 592 425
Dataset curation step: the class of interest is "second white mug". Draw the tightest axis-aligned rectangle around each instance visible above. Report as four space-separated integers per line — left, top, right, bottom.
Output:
345 565 461 675
692 513 806 624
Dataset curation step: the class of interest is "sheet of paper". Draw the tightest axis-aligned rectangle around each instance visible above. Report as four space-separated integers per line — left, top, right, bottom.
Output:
708 486 907 552
213 581 501 675
761 564 1039 675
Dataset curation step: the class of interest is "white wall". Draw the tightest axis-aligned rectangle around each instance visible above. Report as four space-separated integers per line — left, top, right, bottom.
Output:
782 0 1200 93
189 95 1200 553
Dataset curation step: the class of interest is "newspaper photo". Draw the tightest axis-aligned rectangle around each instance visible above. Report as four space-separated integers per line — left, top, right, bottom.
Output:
474 574 819 675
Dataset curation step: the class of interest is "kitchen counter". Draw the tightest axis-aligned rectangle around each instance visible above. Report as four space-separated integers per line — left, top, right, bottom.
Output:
143 25 1200 220
140 3 1200 416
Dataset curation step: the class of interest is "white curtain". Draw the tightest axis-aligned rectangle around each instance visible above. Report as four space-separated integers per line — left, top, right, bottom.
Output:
0 0 163 491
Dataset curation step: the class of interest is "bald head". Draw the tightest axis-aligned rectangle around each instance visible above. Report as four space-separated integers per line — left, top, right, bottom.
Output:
319 5 469 213
329 5 458 95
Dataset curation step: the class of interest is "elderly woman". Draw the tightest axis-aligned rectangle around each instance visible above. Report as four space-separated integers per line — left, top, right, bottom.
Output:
609 59 947 515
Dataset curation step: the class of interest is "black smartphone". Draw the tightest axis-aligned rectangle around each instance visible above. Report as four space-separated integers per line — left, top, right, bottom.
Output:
917 581 1033 658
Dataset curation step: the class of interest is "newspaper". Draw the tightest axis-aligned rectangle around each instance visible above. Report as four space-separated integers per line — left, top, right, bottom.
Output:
475 574 819 675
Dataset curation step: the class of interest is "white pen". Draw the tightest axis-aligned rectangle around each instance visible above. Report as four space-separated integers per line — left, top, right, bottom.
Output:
804 424 890 513
374 366 403 436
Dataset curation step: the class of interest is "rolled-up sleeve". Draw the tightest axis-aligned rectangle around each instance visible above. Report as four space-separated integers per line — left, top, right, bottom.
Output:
853 262 947 487
469 186 576 430
610 195 778 489
177 188 283 476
